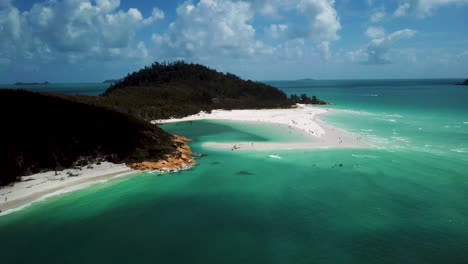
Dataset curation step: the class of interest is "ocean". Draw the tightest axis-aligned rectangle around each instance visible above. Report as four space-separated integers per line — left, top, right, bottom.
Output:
1 79 467 263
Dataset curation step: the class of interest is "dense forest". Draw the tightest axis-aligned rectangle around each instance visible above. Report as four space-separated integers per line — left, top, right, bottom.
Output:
0 90 175 186
73 61 328 121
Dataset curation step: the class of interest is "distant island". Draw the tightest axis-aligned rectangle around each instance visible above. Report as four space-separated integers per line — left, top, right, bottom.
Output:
1 61 329 186
457 79 468 86
103 79 121 84
297 78 316 81
14 81 50 85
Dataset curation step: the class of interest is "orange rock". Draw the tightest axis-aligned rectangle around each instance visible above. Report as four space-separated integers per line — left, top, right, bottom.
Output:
128 135 197 173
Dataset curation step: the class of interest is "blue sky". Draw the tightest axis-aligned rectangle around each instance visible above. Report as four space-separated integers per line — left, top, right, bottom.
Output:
0 0 467 83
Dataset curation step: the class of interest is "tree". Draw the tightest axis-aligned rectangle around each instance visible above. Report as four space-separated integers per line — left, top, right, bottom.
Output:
311 96 318 104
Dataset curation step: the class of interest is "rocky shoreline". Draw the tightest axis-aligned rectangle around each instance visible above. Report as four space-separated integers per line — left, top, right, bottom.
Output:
129 135 197 173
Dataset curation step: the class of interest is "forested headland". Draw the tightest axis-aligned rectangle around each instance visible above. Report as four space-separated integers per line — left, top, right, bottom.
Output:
73 61 328 121
0 90 175 186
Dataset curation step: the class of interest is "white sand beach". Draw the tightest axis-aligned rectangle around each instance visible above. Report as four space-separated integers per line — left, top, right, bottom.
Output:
0 163 136 216
154 104 368 151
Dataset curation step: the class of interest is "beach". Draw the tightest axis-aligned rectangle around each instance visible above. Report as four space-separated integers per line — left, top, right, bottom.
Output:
155 104 368 150
0 162 136 216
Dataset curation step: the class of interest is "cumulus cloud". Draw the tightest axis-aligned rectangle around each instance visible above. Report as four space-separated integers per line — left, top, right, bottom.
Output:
154 0 341 60
154 0 273 59
394 0 468 17
143 7 165 25
260 0 341 57
0 0 164 65
348 28 416 65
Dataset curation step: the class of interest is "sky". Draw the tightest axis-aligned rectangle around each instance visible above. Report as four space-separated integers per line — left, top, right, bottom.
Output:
0 0 467 83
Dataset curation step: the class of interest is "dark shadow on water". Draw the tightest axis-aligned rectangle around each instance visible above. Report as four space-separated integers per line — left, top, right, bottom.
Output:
235 170 255 176
161 120 268 142
1 191 468 264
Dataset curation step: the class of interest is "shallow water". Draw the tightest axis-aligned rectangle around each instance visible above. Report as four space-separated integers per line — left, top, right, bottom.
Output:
1 79 467 264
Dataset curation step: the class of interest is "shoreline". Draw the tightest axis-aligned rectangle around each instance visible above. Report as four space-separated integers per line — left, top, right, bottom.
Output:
155 105 368 150
0 163 136 216
1 136 197 217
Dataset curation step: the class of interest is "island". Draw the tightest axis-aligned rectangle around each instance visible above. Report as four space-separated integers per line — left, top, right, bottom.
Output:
1 61 331 214
81 61 329 121
14 81 50 85
457 79 468 86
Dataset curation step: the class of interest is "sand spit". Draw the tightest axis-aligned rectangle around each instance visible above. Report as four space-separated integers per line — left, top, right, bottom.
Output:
155 105 369 150
154 104 328 137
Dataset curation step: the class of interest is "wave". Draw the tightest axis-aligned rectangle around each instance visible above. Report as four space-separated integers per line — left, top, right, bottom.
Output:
379 118 397 123
268 155 282 159
385 114 403 118
450 148 468 153
331 109 377 116
352 154 380 159
361 129 373 132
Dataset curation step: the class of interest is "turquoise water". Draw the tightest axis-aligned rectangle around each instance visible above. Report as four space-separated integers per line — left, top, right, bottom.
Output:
1 80 467 263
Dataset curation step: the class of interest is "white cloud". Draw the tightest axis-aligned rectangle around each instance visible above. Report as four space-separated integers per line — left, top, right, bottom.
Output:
154 0 272 59
387 29 416 41
154 0 341 60
260 0 341 57
394 2 410 17
394 0 468 17
0 0 163 65
365 26 386 39
297 0 341 57
348 28 416 65
370 10 385 23
143 7 165 25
